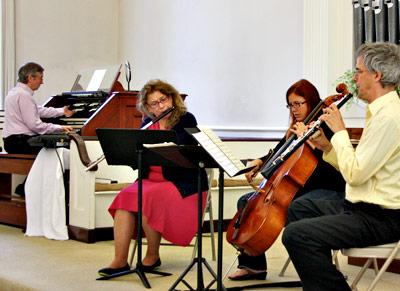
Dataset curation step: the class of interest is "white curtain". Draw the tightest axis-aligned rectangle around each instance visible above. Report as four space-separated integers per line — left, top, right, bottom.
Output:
1 0 16 110
25 148 70 240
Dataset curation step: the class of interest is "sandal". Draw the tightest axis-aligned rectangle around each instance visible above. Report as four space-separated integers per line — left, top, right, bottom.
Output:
228 268 267 281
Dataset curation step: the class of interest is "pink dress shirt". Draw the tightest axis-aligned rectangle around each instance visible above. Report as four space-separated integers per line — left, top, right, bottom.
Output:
3 83 64 138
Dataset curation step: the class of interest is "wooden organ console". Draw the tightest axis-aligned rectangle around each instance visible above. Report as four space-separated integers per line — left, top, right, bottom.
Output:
39 70 147 242
42 80 143 136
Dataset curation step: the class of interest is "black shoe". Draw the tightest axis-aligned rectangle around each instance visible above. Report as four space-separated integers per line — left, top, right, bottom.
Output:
14 183 25 197
141 258 161 272
98 263 130 277
228 270 267 281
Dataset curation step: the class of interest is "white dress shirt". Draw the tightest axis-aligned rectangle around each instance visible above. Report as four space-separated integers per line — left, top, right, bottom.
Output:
324 91 400 209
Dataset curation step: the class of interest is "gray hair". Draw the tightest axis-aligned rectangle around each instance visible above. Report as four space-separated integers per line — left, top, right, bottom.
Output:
356 42 400 88
17 62 44 84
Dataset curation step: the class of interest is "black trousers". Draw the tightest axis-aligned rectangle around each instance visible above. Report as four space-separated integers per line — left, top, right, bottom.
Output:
3 134 41 154
235 189 345 271
236 192 267 271
282 189 400 291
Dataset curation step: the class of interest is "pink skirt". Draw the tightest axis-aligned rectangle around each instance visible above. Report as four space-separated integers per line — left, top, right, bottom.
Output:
109 166 207 246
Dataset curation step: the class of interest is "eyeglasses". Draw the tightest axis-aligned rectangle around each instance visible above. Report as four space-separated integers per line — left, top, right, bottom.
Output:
286 101 307 109
147 95 170 108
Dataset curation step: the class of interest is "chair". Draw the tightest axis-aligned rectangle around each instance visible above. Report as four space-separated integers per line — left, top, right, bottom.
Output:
279 250 340 277
128 169 216 266
341 240 400 291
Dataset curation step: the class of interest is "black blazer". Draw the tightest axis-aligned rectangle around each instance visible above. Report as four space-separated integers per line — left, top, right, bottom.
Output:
141 112 208 198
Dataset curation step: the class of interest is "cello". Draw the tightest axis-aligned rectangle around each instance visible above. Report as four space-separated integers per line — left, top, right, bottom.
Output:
226 85 352 256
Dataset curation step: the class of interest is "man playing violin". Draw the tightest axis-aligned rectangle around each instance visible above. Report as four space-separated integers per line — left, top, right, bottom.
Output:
283 42 400 291
228 79 345 281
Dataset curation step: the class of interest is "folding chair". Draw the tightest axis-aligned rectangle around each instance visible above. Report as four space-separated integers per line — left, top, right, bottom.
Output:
279 250 340 277
341 240 400 291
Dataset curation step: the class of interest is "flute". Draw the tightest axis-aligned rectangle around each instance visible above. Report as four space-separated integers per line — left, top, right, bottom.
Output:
85 106 175 171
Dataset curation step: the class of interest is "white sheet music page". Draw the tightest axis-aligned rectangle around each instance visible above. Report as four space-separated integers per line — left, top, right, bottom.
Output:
192 127 249 177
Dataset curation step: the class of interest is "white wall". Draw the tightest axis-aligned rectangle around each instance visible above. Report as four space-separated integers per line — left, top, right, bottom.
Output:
12 0 360 137
14 0 119 103
118 0 304 138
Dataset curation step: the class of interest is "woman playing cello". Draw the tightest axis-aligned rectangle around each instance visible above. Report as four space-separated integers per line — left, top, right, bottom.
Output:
228 79 345 281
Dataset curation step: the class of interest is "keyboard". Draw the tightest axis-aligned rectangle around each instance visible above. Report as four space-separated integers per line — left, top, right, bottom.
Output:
61 90 109 97
28 134 70 148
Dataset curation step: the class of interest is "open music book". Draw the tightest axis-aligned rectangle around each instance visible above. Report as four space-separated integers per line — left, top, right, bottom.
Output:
186 127 255 177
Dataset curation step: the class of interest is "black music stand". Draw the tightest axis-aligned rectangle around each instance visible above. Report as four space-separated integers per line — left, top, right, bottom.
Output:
95 128 177 288
148 145 225 291
183 127 301 291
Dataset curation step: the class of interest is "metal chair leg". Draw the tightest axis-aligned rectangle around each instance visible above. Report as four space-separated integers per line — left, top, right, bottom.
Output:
278 257 291 277
280 250 340 277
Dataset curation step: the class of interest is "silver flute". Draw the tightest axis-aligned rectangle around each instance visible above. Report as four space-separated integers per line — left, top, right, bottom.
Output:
85 106 175 171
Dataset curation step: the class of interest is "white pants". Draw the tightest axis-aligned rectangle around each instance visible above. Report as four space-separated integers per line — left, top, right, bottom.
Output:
25 148 70 240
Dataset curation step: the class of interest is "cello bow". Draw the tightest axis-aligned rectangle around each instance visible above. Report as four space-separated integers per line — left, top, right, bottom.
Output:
248 84 349 182
226 85 352 256
261 91 353 179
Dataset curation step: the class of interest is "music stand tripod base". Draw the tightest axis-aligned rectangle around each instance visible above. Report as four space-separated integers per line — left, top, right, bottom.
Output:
96 266 172 284
168 164 220 291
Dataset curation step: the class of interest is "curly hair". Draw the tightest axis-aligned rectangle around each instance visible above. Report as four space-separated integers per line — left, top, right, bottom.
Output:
137 79 187 128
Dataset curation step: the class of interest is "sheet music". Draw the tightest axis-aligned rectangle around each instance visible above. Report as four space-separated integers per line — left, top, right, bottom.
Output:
192 127 252 177
86 69 106 91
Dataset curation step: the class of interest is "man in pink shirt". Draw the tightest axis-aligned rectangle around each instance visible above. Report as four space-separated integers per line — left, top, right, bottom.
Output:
3 62 74 154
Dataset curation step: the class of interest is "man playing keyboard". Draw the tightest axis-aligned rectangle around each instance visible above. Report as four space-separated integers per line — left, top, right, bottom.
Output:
3 62 74 155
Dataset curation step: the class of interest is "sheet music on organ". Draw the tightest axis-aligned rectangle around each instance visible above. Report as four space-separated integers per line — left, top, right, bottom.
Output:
188 127 254 177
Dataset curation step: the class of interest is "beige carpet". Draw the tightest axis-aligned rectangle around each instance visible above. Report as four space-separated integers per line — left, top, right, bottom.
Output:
1 224 399 291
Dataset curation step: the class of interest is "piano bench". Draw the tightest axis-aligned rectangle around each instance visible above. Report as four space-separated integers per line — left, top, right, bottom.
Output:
0 153 36 227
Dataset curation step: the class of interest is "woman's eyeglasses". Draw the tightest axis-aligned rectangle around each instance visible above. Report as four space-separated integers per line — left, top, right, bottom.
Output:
286 101 306 109
147 96 170 108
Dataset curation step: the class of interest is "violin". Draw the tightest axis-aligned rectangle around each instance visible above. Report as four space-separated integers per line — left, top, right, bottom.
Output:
226 85 352 256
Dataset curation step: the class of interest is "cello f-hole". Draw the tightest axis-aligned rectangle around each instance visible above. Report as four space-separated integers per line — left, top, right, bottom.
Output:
263 184 273 203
